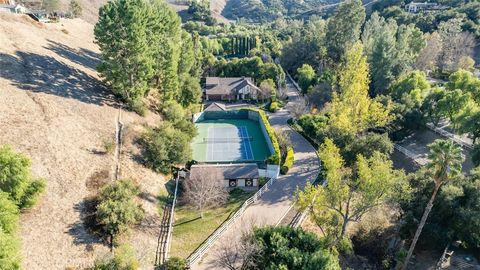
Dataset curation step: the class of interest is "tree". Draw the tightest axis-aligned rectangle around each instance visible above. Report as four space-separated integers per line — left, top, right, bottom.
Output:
421 87 446 127
142 122 192 174
437 89 471 128
182 167 228 218
473 143 480 168
297 64 316 93
437 19 476 72
296 139 404 244
163 257 187 270
69 0 82 18
325 0 366 63
244 226 340 270
0 229 20 270
96 179 144 248
0 192 18 234
259 79 276 102
446 69 480 103
95 0 183 111
0 145 45 209
414 32 442 71
402 140 464 270
92 244 139 270
329 42 393 135
179 74 202 107
290 96 310 119
458 109 480 144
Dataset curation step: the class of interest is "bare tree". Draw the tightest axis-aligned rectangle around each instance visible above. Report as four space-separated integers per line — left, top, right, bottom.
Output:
289 95 310 119
438 19 476 72
183 168 228 218
215 216 264 270
276 86 289 101
414 32 442 72
276 130 292 156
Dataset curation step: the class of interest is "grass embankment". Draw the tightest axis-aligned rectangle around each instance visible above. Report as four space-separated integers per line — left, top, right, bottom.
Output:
170 189 254 258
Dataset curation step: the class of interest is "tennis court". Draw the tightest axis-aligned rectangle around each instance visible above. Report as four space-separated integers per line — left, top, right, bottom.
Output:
192 119 271 163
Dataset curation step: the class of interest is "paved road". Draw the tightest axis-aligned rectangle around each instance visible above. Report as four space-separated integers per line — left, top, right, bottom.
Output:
191 82 320 269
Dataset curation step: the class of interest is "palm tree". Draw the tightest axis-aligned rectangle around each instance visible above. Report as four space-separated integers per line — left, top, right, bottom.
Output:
402 139 464 270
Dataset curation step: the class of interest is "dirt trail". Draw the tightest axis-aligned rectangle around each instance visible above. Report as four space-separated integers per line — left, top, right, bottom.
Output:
0 13 165 269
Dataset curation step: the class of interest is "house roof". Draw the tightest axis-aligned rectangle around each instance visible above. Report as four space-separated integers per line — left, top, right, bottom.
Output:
205 77 261 96
190 163 259 180
204 102 227 112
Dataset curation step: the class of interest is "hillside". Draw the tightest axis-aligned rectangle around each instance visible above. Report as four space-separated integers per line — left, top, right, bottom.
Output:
0 13 165 269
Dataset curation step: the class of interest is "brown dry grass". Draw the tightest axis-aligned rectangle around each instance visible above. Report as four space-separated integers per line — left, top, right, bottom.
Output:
0 13 165 269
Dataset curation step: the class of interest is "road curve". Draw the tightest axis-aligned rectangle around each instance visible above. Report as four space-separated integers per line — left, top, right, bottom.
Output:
190 80 320 270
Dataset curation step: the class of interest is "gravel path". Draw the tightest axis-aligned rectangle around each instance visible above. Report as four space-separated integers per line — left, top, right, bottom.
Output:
191 80 320 269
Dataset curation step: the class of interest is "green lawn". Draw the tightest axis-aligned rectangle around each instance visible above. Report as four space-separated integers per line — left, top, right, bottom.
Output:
170 189 254 259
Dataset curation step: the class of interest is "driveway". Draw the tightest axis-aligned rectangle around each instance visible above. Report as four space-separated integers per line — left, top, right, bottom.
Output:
190 80 320 269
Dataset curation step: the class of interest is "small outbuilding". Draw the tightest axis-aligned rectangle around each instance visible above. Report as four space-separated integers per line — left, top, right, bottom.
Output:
189 163 259 188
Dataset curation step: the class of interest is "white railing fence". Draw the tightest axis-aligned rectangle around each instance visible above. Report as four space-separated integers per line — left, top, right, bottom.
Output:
426 123 473 150
164 176 179 262
186 176 277 266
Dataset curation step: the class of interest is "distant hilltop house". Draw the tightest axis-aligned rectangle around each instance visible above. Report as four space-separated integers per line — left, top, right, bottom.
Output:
404 1 449 13
204 77 267 102
0 0 27 14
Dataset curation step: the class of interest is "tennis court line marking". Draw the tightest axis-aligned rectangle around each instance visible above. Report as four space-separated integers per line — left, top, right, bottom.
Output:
241 126 254 160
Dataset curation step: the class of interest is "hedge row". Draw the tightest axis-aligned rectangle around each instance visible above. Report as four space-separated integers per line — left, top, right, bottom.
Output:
241 108 281 165
281 147 294 174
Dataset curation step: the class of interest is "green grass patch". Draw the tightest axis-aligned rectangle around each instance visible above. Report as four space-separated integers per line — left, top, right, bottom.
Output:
170 188 254 259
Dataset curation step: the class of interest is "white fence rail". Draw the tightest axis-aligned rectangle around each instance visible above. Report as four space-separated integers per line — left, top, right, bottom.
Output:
186 176 277 266
426 123 473 150
164 176 179 261
285 71 302 92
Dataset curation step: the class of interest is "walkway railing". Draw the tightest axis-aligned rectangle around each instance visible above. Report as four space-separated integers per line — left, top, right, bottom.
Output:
426 123 473 150
186 176 277 266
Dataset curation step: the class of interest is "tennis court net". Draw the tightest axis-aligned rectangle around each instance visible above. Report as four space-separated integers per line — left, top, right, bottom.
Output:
203 137 253 143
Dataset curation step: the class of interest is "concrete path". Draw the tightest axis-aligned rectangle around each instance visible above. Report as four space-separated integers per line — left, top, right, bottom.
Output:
191 81 320 270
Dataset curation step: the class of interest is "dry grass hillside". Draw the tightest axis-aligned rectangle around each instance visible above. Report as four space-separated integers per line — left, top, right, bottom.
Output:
0 13 166 269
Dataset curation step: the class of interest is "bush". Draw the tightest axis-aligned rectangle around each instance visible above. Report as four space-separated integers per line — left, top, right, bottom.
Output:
162 100 185 124
241 109 281 164
0 145 45 209
269 101 280 112
142 122 192 173
92 244 139 270
96 179 144 246
280 147 294 174
163 257 187 270
128 99 147 116
102 138 115 155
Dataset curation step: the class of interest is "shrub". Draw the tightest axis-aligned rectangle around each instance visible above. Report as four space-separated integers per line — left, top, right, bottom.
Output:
0 145 45 209
269 101 280 112
92 244 139 270
102 138 115 155
280 147 294 174
163 257 187 270
162 100 185 124
96 179 144 246
241 109 281 164
128 99 147 116
142 122 192 173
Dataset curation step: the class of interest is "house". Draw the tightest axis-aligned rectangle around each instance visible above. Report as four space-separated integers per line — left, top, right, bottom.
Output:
189 163 259 188
404 1 448 13
0 3 27 13
204 77 266 102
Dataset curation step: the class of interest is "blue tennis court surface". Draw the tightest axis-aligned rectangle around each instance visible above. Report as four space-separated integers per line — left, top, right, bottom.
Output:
206 126 254 162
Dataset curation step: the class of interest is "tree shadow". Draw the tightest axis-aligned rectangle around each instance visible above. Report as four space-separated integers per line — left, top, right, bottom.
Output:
0 51 117 107
68 198 106 249
44 39 101 71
